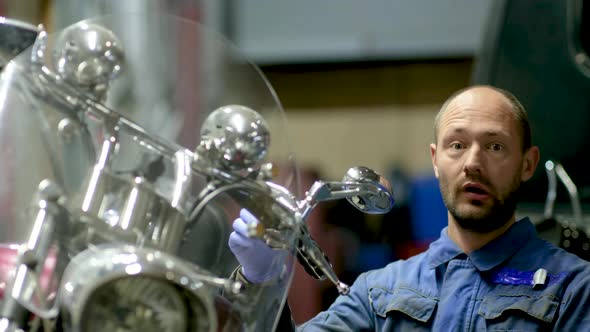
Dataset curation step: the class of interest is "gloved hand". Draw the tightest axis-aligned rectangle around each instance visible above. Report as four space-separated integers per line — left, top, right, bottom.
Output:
228 208 286 283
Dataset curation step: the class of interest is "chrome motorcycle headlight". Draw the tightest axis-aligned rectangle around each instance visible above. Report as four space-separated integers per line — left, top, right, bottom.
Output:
58 245 231 332
81 276 203 332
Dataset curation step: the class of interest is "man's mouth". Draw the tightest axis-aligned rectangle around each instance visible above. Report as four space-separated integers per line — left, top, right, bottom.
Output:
462 183 491 200
465 185 487 194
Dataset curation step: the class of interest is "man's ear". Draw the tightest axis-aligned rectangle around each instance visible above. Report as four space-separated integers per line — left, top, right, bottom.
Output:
430 143 439 178
521 146 540 182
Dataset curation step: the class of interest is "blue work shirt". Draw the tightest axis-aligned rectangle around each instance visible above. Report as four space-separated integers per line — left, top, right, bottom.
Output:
297 218 590 331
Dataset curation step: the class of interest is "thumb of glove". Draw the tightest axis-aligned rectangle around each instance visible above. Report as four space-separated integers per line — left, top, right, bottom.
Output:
228 209 286 283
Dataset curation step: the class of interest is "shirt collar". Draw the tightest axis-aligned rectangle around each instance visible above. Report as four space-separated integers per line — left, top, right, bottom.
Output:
426 227 463 269
427 217 536 271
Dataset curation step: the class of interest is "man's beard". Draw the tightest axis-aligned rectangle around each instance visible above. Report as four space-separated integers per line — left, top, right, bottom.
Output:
440 175 521 233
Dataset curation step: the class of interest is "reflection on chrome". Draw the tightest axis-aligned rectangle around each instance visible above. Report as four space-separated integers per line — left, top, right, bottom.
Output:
0 12 394 332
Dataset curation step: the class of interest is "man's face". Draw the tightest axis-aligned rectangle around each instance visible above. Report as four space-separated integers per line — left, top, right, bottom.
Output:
430 88 535 233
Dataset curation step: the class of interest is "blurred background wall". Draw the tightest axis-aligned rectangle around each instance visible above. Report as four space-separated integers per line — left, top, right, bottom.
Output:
3 0 589 324
0 0 487 181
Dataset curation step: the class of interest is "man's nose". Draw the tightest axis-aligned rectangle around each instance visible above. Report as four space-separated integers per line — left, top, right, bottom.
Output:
463 145 484 174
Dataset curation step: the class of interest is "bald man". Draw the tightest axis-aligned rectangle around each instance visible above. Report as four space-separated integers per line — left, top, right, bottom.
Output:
232 86 590 331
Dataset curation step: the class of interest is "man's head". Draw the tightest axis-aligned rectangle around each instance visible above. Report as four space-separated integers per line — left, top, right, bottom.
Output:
430 85 540 233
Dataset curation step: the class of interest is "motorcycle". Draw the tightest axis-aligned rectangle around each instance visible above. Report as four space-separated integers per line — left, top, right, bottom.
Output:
0 11 394 332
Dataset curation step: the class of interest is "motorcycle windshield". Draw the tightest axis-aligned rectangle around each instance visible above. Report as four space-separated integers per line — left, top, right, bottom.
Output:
0 12 299 332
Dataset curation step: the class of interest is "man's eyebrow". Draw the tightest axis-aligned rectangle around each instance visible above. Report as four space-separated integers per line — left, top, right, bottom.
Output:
445 127 506 137
445 127 466 134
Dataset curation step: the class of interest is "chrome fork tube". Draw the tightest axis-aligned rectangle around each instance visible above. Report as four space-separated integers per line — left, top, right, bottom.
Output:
0 180 70 327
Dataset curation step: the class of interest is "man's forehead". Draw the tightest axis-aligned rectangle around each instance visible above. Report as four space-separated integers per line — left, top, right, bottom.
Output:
438 105 517 139
441 106 514 125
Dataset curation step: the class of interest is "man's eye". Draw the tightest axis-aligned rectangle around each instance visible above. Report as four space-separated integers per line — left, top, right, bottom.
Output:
489 143 503 151
450 143 464 150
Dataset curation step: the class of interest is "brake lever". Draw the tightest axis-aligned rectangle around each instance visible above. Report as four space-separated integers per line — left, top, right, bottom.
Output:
295 226 350 295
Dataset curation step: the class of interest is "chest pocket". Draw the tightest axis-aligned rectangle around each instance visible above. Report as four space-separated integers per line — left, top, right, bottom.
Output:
370 287 437 326
478 294 559 331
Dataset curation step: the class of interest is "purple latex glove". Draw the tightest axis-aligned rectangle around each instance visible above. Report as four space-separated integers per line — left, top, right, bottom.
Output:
228 209 285 283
